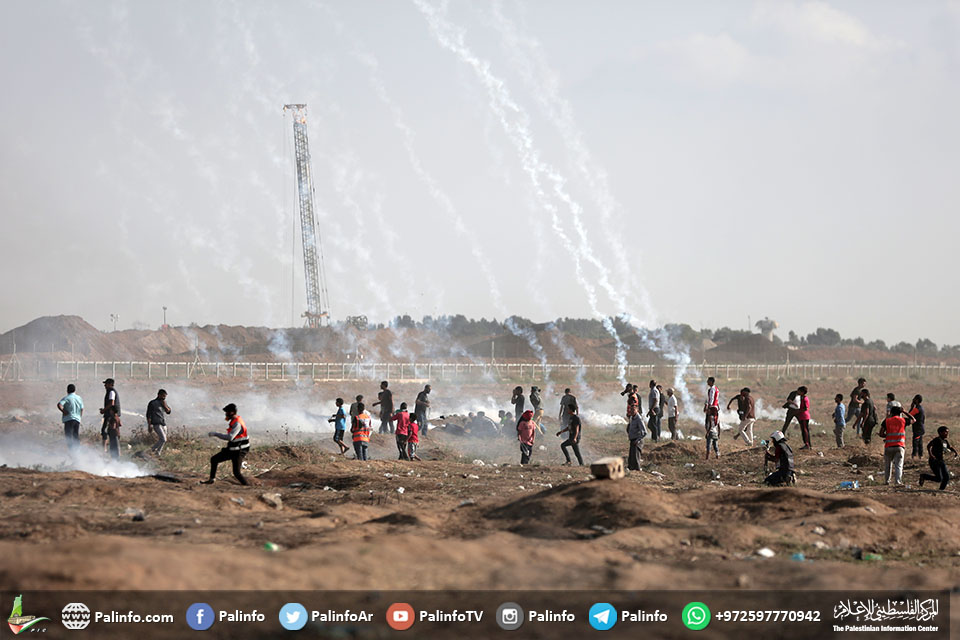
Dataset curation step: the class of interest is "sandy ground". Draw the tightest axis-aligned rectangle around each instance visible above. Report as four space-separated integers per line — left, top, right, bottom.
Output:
1 376 958 635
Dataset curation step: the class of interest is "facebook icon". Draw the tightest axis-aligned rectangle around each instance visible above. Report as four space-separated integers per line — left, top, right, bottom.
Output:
186 603 215 631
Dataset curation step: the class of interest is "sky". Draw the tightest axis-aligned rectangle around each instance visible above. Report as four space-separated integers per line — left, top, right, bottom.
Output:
1 0 958 346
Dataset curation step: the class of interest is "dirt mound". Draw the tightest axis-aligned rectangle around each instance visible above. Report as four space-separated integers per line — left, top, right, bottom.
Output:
644 440 699 462
720 488 893 522
484 480 682 538
847 453 878 467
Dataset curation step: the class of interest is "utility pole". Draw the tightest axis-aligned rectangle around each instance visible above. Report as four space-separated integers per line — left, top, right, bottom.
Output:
162 306 168 328
110 314 119 332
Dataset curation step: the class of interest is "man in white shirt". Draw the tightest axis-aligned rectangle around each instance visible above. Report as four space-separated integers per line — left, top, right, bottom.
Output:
666 388 680 440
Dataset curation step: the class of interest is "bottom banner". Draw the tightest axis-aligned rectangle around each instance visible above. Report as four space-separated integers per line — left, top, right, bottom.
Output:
2 589 949 639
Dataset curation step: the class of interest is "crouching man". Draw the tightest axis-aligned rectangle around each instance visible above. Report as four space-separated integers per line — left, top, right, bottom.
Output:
763 430 795 486
201 403 250 485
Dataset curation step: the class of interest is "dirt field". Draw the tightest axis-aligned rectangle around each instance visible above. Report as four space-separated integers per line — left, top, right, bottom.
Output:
1 376 958 631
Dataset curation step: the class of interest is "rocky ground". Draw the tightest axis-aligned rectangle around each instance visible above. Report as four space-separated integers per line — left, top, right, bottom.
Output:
1 376 958 634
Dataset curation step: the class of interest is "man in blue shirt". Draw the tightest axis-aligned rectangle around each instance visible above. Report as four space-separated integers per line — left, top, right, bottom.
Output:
57 384 84 449
328 398 349 455
833 394 846 448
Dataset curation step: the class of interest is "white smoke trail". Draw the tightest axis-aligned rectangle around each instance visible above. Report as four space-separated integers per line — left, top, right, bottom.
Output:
430 2 705 412
489 1 657 323
314 9 550 368
413 0 631 382
486 3 707 411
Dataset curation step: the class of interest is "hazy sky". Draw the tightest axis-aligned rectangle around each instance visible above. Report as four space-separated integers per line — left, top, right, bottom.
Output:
2 1 958 345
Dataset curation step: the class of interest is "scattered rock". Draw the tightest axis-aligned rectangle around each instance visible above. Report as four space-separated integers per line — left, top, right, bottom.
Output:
456 499 476 509
812 526 826 536
590 524 615 535
590 457 625 480
689 509 702 520
259 493 283 510
813 540 829 550
132 512 145 522
684 463 695 468
736 574 751 588
680 539 691 546
173 529 185 535
517 485 525 491
864 506 876 514
230 497 245 506
255 521 264 529
466 474 480 480
538 445 546 451
756 547 775 558
472 459 485 466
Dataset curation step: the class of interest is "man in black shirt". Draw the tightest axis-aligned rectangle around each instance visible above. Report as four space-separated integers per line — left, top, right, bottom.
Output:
372 381 394 434
415 385 431 436
146 389 172 456
857 389 879 444
556 402 584 466
919 426 958 491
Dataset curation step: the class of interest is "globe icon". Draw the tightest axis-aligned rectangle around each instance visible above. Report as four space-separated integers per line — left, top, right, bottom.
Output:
62 602 91 630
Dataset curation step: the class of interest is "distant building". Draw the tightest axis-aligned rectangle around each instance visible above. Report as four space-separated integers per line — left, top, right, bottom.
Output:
755 317 778 342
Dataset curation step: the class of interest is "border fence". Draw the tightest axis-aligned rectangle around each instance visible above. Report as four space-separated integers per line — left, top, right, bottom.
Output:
0 360 952 383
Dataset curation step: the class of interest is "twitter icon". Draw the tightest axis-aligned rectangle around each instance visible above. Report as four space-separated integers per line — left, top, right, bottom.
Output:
279 603 308 631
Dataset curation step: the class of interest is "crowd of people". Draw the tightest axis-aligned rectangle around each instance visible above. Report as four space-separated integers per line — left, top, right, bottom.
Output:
52 375 957 490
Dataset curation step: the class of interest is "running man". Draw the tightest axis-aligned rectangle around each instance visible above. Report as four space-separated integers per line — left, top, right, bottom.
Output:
202 403 250 485
727 387 755 446
919 426 958 491
556 401 584 466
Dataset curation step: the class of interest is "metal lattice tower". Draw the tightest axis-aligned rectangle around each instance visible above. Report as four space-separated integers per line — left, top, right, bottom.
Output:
283 104 330 327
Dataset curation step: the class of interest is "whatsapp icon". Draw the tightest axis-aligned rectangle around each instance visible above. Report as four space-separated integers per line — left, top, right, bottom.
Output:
681 602 711 630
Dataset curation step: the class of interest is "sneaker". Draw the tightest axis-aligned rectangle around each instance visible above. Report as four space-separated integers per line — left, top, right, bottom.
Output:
199 479 215 485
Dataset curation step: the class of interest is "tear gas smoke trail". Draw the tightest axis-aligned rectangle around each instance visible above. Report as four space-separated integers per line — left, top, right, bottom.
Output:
414 0 632 383
489 1 656 322
468 2 701 410
489 2 701 408
75 5 282 328
323 15 550 369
